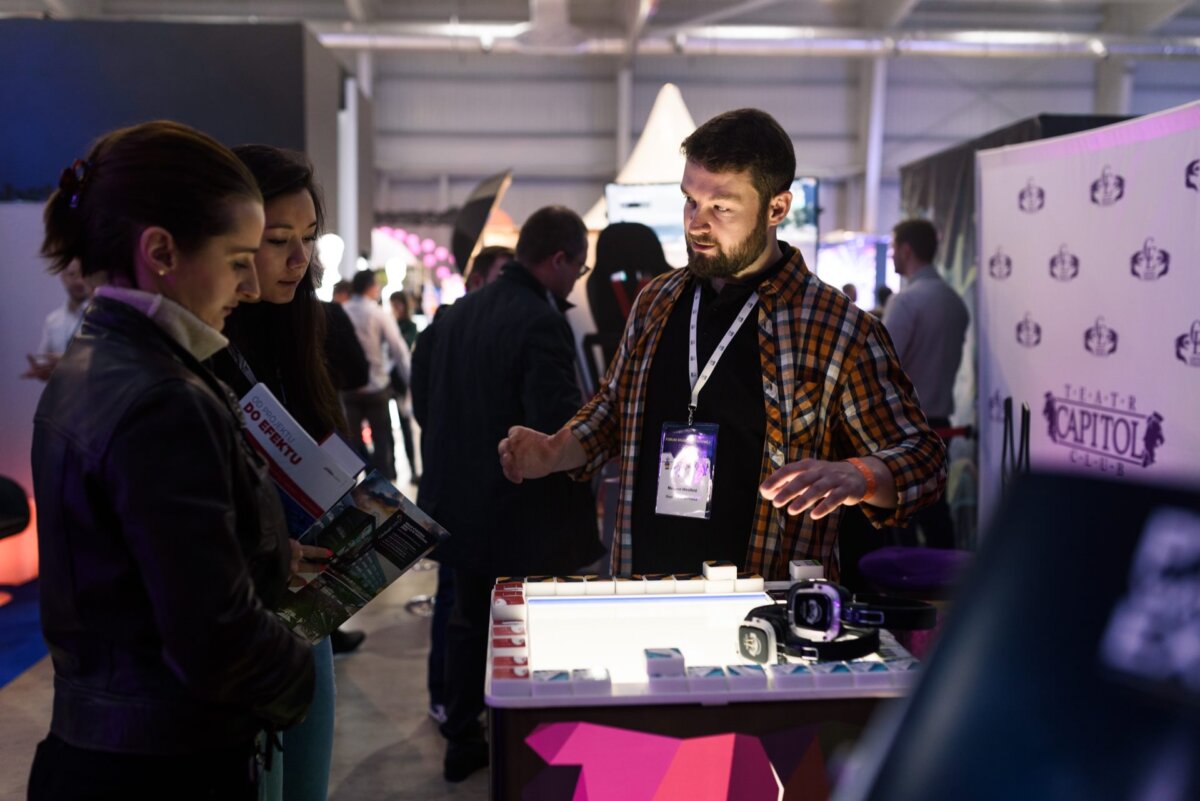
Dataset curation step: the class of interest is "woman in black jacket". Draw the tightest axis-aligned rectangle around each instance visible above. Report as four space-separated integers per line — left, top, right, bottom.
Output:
210 144 348 801
28 121 314 801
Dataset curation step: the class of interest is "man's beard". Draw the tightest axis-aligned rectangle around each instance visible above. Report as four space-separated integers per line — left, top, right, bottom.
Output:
686 212 769 280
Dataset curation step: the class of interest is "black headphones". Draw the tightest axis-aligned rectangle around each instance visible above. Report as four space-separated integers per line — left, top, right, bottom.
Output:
738 603 880 664
788 579 937 643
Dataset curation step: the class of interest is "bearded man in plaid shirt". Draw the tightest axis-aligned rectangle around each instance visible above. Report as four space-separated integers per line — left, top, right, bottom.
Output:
500 108 945 581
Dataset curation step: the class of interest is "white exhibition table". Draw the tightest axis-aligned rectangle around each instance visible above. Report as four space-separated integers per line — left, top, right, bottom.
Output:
482 580 918 800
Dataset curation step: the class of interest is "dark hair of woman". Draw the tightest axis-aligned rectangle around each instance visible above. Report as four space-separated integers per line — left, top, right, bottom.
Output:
42 120 261 281
223 144 347 440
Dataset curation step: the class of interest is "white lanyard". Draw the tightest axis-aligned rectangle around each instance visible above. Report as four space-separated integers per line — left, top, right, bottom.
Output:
687 283 758 425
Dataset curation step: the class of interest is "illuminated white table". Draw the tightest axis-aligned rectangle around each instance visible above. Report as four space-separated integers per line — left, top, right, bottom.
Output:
484 584 916 800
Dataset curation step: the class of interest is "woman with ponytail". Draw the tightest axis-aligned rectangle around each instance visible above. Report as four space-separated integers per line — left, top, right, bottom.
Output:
28 121 314 801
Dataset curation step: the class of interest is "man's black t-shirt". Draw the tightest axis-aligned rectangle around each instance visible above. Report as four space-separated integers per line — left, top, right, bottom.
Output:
629 246 791 574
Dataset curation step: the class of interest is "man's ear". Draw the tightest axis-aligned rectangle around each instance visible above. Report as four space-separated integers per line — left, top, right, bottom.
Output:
137 226 177 278
767 191 793 227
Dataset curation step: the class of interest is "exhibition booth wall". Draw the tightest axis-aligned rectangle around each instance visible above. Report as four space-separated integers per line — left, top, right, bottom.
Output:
0 18 359 505
976 101 1200 528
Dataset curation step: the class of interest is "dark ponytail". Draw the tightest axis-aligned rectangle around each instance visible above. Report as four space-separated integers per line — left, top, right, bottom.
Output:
41 120 261 281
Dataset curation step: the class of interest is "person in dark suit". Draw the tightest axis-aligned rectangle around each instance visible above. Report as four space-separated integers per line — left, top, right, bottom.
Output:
411 206 603 782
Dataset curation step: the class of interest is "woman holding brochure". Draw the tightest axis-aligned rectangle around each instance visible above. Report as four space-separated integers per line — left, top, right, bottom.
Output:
210 144 348 801
28 121 314 799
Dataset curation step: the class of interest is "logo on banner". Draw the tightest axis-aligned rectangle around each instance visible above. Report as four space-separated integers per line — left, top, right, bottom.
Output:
1186 159 1200 191
1090 165 1125 206
1177 320 1200 367
988 247 1012 280
1130 238 1169 280
1084 317 1118 357
1049 245 1080 282
1016 312 1042 348
1018 178 1045 213
987 390 1005 424
1043 385 1164 475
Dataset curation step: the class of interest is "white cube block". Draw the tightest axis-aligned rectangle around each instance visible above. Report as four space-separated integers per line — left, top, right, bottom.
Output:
647 674 689 693
644 647 685 676
768 663 815 689
491 666 532 697
571 667 612 696
702 560 738 581
524 576 558 597
494 578 524 592
887 659 921 689
642 574 675 594
614 576 646 595
491 636 528 657
735 573 765 593
671 573 706 594
810 661 856 689
584 577 615 595
686 666 727 691
531 670 574 697
490 591 527 622
492 654 529 669
788 560 824 581
705 579 737 594
849 661 893 688
725 663 769 690
554 576 588 596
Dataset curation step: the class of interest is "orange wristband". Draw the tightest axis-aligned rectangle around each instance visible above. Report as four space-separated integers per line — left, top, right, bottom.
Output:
846 457 876 502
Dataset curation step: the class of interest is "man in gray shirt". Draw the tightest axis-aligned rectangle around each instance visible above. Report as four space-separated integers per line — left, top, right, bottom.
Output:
883 219 968 548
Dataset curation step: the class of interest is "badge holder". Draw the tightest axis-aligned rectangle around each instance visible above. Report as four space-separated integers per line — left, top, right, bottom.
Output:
655 408 718 520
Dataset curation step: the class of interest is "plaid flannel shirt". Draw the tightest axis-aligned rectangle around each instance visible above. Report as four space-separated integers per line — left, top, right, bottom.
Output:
569 248 946 580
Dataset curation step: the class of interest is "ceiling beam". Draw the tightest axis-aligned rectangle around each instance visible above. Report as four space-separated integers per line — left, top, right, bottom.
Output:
863 0 922 29
622 0 656 63
1102 1 1194 34
655 0 789 36
42 0 101 18
344 0 376 24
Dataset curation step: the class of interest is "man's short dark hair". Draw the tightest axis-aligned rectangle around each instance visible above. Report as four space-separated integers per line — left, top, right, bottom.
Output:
892 219 939 264
681 108 796 210
470 245 515 284
332 280 353 297
351 269 376 295
515 206 586 267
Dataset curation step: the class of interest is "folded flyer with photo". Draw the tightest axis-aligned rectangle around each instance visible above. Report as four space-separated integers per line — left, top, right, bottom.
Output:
237 383 450 641
276 470 450 643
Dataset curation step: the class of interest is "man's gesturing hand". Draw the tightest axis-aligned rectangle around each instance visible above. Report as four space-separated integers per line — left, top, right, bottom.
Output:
759 459 869 519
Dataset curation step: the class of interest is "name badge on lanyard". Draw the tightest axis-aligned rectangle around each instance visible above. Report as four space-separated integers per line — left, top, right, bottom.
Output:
655 284 758 520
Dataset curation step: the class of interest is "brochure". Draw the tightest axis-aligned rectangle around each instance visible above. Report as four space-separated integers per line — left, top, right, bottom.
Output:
237 383 450 642
277 470 450 643
239 383 362 537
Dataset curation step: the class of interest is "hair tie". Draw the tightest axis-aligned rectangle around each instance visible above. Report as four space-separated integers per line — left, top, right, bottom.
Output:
58 159 91 210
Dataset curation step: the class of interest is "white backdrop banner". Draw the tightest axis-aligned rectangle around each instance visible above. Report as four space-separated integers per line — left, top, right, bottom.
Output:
977 102 1200 529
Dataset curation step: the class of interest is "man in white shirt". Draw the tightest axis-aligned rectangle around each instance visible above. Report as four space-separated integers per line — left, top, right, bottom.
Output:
22 259 91 382
342 269 411 481
883 219 969 548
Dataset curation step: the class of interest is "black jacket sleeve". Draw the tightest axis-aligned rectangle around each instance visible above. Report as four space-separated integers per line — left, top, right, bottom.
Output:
104 381 314 728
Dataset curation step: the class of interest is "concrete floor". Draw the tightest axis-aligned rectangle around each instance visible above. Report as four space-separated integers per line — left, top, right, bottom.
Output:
0 564 488 801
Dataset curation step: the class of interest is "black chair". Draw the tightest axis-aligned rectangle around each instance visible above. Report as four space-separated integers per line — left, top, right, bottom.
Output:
0 476 30 540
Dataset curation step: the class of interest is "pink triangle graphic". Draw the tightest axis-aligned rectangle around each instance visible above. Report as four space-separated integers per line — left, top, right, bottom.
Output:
526 722 682 801
652 733 736 801
527 721 581 763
